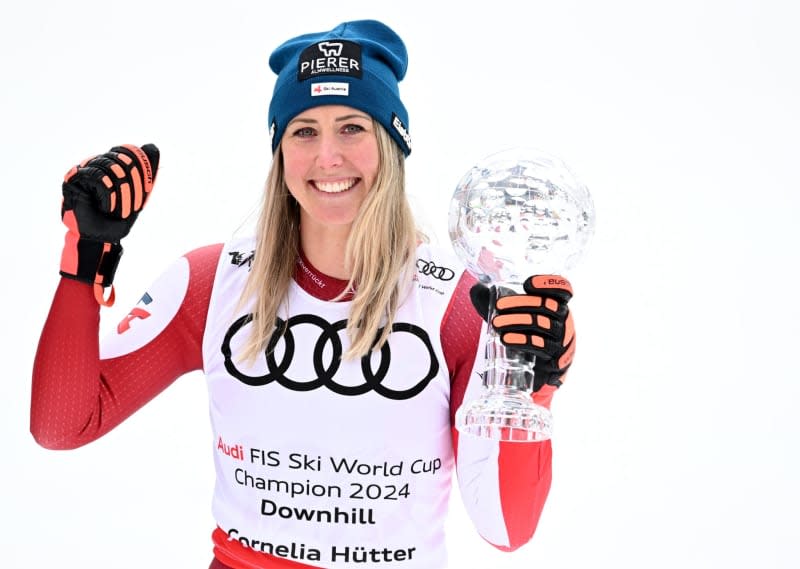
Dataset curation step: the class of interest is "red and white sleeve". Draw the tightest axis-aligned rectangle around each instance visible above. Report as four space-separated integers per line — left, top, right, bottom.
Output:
30 244 222 450
443 272 554 551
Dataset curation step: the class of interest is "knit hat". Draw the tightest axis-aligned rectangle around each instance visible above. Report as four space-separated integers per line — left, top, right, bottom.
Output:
267 20 412 156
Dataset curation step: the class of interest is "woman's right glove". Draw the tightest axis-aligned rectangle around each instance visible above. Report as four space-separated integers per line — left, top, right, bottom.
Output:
59 144 160 306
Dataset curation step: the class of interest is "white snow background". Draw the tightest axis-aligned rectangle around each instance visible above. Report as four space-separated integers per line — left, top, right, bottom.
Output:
1 1 798 567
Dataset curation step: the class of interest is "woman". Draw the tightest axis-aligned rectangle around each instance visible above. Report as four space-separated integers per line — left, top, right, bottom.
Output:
31 19 575 569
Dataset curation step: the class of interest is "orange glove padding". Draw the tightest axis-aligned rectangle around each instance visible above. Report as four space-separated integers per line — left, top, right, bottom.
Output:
60 144 159 305
470 275 575 390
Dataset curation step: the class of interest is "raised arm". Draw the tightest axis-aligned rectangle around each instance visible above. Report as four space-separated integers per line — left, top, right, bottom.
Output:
30 143 219 449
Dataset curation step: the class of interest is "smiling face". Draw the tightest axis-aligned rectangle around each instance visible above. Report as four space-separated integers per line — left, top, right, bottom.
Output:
281 105 381 237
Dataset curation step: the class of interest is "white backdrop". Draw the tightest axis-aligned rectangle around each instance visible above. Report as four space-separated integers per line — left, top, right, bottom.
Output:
2 1 799 567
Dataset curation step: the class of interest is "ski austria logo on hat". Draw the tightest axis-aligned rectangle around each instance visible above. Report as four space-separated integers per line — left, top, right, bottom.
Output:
311 82 350 97
298 40 362 81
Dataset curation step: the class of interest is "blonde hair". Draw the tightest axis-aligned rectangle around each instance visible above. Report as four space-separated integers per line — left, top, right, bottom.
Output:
238 121 421 362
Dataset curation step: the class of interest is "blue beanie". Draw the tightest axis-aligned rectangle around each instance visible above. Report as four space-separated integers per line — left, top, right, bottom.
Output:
267 20 412 156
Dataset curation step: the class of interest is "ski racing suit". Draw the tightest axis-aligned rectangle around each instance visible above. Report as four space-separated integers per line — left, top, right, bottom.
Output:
31 238 554 568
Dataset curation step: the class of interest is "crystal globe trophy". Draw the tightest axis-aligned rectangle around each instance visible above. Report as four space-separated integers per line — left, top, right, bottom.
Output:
449 147 596 441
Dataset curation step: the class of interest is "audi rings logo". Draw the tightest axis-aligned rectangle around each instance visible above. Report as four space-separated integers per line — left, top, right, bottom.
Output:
221 313 439 400
416 258 455 281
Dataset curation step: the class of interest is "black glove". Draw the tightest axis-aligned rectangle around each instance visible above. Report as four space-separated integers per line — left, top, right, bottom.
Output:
470 275 575 390
59 144 159 305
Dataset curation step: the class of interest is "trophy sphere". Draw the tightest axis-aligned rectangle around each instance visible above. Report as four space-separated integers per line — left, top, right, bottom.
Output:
449 147 596 284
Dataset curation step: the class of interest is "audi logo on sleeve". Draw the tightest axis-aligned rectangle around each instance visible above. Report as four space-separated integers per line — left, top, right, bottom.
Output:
221 313 439 400
416 258 455 281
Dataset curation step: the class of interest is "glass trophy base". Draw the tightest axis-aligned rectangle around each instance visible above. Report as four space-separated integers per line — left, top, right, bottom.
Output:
455 387 553 442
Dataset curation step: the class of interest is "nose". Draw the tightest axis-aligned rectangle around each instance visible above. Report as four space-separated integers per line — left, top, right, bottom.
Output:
316 132 344 169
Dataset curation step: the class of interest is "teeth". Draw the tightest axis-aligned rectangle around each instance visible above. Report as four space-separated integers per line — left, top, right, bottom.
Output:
315 179 356 193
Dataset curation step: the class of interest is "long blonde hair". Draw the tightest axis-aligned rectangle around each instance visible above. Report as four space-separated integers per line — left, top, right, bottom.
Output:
238 121 421 362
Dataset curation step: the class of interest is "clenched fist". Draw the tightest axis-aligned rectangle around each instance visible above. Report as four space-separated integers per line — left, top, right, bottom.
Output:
59 144 159 305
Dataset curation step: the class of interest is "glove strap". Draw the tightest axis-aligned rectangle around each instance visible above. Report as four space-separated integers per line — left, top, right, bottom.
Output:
60 235 123 306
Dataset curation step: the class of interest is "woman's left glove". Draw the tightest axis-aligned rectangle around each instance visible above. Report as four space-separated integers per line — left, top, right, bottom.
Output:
470 275 575 391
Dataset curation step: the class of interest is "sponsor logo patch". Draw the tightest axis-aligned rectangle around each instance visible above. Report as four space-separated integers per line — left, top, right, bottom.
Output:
117 292 153 334
311 82 349 97
298 40 362 81
230 250 255 270
100 258 190 359
391 113 412 153
222 314 439 400
416 258 454 281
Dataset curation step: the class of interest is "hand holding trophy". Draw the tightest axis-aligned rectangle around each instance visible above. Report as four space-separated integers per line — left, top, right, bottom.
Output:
449 147 596 441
